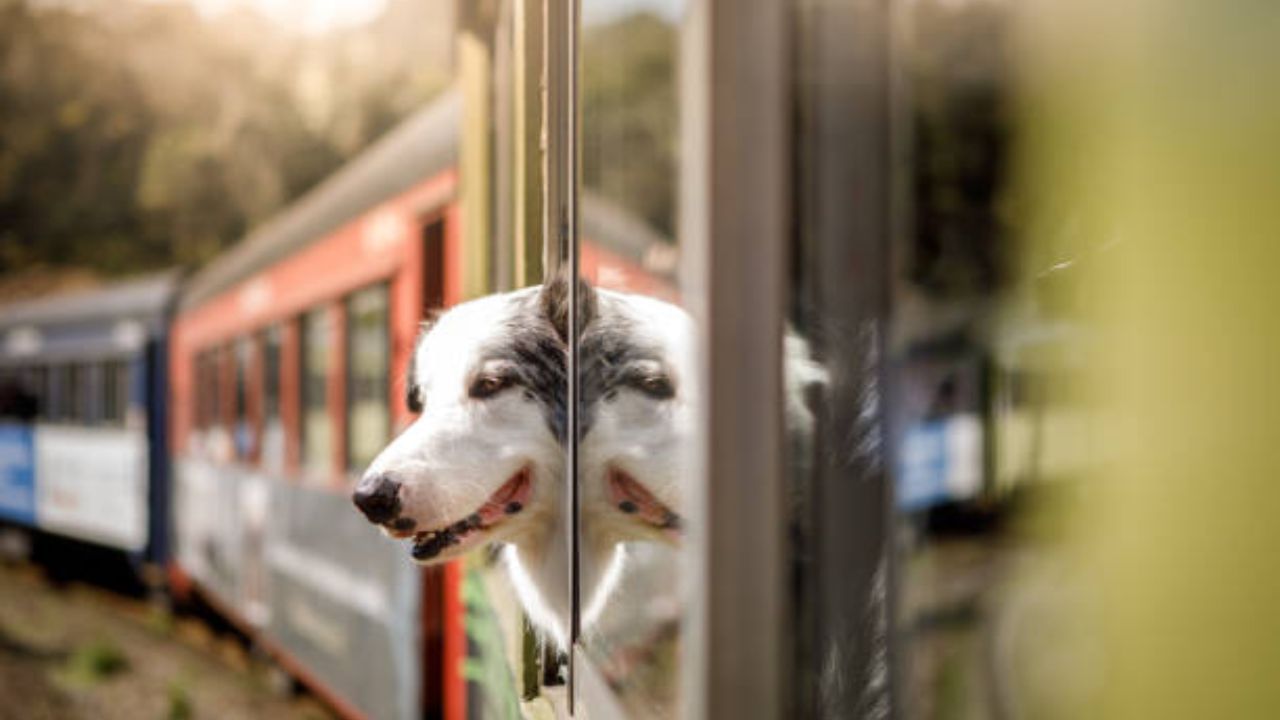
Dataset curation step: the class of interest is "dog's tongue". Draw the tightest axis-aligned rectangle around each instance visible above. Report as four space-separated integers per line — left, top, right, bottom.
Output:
608 468 682 535
477 468 532 525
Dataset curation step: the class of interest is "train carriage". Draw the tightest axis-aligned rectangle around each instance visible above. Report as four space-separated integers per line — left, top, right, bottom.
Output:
0 271 178 572
168 89 465 720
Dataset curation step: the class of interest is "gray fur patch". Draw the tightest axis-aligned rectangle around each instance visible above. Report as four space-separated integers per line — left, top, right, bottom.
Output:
579 294 673 436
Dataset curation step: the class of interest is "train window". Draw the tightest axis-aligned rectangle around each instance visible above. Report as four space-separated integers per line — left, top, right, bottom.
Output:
101 359 128 426
345 284 389 473
26 366 47 420
301 307 333 479
0 368 13 419
58 364 87 422
260 326 284 472
0 367 36 420
234 337 255 461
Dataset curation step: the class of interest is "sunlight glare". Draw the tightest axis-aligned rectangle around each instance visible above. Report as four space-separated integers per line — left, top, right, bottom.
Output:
175 0 389 34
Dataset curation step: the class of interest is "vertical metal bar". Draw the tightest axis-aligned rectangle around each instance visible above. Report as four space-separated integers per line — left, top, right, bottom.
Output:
543 0 580 709
566 0 581 659
514 0 545 286
680 0 791 717
565 0 582 708
458 2 495 300
494 2 515 292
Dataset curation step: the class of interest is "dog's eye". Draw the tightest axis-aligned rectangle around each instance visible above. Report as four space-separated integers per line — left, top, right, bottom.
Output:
635 374 675 400
469 374 512 399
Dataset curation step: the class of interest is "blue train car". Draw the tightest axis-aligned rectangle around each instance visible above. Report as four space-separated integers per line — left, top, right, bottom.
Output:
0 272 179 572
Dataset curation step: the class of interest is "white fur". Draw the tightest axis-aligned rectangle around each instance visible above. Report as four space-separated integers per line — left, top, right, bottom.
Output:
362 285 697 647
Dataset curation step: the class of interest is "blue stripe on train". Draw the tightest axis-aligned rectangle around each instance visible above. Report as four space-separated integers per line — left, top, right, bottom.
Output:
0 424 36 526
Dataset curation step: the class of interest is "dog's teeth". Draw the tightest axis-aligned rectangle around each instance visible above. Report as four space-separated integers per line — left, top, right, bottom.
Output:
504 501 523 515
618 500 638 514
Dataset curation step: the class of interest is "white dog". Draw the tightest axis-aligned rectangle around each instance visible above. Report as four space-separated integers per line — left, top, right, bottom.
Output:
352 279 693 647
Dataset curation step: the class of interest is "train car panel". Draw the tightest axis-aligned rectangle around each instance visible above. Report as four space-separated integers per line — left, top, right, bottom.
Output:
263 480 422 720
34 424 149 551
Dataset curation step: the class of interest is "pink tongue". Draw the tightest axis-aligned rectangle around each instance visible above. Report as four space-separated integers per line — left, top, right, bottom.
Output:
608 469 676 529
477 469 531 525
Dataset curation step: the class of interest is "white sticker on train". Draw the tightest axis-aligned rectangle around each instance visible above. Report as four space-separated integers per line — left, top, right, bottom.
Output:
34 426 148 551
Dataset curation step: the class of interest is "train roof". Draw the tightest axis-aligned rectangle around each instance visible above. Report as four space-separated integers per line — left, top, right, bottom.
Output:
0 270 180 363
178 84 676 313
0 270 179 332
179 86 462 311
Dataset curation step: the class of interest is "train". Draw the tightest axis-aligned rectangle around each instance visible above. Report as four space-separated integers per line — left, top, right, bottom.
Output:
0 85 674 720
0 271 177 570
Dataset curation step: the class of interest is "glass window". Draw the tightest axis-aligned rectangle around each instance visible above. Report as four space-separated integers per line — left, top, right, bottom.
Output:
234 337 254 461
101 359 128 426
260 325 285 472
262 327 281 422
58 364 86 422
301 308 333 478
346 285 390 472
27 366 47 420
0 367 37 421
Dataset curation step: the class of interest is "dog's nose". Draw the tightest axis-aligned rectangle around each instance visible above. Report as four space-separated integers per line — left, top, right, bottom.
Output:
352 473 401 524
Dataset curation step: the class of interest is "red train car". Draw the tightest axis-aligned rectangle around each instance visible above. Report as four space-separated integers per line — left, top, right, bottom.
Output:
169 90 465 720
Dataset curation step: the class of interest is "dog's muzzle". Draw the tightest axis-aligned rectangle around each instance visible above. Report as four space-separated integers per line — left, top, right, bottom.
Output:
352 473 402 524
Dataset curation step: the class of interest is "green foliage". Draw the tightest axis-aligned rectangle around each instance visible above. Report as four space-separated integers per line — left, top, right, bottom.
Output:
460 563 523 720
0 0 446 280
167 678 194 720
60 637 130 685
582 12 677 239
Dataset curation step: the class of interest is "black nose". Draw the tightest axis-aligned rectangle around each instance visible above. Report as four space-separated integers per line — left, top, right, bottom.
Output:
352 474 401 524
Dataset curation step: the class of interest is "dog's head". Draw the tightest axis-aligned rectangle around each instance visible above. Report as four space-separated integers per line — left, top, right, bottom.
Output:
579 289 695 548
351 283 569 564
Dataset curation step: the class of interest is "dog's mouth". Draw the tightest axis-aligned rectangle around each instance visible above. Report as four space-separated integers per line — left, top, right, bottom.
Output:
607 466 682 540
400 466 534 562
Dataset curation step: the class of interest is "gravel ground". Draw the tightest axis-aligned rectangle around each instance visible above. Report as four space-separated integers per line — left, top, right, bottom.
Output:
0 560 336 720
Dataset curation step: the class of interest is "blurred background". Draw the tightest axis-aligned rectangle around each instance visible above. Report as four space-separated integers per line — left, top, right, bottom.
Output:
0 0 450 299
1 0 1279 718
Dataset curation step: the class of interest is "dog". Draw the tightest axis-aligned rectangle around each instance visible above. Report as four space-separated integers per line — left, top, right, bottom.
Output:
351 278 693 647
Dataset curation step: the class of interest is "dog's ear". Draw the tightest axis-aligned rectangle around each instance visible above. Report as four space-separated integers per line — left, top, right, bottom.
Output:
539 271 597 343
